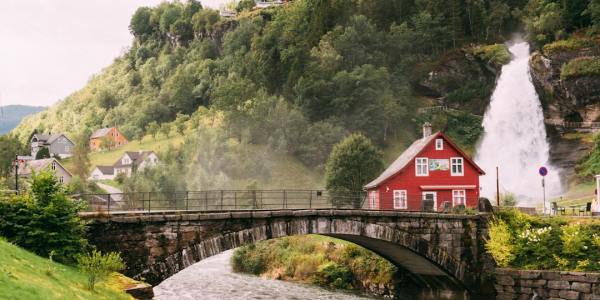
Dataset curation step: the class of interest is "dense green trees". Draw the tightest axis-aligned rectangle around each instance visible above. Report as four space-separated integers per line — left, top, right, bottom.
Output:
325 134 383 207
0 171 88 263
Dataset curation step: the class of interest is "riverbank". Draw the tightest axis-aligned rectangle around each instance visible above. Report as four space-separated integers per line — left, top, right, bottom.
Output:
230 235 397 298
154 249 377 300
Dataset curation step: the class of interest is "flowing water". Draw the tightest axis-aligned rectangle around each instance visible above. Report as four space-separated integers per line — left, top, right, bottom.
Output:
154 250 378 300
475 41 562 204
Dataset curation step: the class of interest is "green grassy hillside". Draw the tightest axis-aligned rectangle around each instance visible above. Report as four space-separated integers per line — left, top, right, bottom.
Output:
0 238 133 300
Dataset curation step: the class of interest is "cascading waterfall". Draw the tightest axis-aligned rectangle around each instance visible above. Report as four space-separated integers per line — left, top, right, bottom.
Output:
475 41 562 204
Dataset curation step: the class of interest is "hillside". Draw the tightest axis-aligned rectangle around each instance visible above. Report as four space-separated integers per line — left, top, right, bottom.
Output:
0 238 133 300
0 105 45 135
9 0 600 192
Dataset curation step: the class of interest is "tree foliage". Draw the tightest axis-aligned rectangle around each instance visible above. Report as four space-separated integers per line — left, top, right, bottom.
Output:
0 170 88 264
325 134 383 207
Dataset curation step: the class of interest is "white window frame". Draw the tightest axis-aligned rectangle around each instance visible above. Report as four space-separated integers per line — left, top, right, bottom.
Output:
51 162 56 170
435 138 443 150
415 157 429 176
452 190 466 206
451 157 464 176
370 191 378 209
393 190 407 209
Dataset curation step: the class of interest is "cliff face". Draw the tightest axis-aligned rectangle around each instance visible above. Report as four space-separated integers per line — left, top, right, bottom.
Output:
415 48 502 115
529 40 600 122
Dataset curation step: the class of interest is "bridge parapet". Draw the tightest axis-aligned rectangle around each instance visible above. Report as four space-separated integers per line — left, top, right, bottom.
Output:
86 209 493 298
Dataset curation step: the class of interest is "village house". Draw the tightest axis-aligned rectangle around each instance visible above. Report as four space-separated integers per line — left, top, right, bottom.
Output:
89 151 158 180
364 123 485 211
89 127 128 152
113 151 158 177
89 165 115 181
30 133 74 158
18 158 73 185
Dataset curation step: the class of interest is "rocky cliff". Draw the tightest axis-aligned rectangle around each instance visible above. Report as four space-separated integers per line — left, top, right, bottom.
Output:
529 36 600 122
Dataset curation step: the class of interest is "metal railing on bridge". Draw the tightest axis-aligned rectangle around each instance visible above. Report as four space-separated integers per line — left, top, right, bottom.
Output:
74 190 481 214
74 190 368 214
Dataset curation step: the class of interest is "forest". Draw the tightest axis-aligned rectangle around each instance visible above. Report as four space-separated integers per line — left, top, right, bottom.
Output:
4 0 600 192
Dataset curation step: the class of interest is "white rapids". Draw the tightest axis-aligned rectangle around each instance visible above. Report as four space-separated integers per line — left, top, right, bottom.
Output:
475 41 562 205
153 250 377 300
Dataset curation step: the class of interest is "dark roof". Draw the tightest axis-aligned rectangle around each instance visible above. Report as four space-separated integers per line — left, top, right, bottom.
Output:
94 166 114 175
32 133 67 144
364 132 485 189
90 128 114 139
113 151 156 168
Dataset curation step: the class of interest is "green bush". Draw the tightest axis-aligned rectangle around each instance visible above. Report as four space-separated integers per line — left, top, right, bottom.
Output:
472 44 511 66
312 262 353 289
231 244 267 275
488 209 600 271
77 250 125 291
561 57 600 79
486 219 515 267
0 170 88 264
543 37 595 55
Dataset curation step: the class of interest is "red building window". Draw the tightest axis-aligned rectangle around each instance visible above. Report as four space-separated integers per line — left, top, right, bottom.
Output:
393 190 407 209
369 191 378 209
415 158 429 176
452 190 466 206
451 157 464 176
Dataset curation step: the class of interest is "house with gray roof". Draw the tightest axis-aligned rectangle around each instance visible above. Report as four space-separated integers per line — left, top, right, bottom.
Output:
89 165 115 180
113 151 159 177
30 133 74 158
18 158 73 184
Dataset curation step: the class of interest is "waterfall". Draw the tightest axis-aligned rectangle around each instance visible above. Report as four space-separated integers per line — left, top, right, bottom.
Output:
475 41 562 204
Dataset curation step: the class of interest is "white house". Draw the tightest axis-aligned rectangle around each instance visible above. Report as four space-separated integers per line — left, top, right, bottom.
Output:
18 158 73 185
89 166 115 181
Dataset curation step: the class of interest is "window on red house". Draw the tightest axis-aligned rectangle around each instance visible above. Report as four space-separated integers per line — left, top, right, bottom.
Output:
393 190 407 209
370 191 378 209
451 157 464 176
415 158 429 176
452 190 466 206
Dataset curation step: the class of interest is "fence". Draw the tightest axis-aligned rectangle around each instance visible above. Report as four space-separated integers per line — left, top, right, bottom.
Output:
74 190 368 213
545 119 600 129
74 190 482 214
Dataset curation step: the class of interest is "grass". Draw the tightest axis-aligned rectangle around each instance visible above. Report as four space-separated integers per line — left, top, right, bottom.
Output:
62 134 184 172
0 238 134 300
561 57 600 79
552 180 596 208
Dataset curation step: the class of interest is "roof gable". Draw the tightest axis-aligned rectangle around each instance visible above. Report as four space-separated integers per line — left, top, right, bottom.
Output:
19 158 73 177
364 132 485 189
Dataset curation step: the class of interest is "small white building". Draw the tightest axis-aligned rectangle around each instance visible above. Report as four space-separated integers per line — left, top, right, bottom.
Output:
89 166 115 181
18 158 73 184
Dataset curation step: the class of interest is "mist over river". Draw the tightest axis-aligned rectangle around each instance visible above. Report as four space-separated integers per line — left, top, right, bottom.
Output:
153 250 378 300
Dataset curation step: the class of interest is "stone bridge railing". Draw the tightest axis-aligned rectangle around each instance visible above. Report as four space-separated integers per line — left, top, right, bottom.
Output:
84 209 494 298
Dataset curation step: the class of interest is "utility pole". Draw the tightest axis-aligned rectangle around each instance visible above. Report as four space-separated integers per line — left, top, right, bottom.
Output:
14 155 19 195
496 166 500 207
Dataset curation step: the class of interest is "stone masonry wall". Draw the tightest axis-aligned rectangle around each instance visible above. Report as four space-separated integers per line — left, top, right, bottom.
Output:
495 268 600 300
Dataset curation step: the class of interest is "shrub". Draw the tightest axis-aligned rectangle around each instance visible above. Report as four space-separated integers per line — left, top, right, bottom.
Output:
472 44 511 66
231 244 267 275
561 223 588 256
561 57 600 79
312 262 353 289
486 219 515 267
502 193 517 207
0 170 88 263
543 37 595 55
77 250 125 291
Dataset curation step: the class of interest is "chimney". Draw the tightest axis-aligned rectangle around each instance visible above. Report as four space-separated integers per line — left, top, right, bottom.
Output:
422 122 432 138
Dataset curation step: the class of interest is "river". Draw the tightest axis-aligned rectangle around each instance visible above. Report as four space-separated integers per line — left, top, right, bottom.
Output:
153 250 378 300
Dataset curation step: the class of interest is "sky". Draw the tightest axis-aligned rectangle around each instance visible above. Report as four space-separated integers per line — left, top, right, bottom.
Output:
0 0 228 107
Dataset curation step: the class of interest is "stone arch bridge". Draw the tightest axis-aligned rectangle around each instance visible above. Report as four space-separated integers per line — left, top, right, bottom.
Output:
83 209 494 298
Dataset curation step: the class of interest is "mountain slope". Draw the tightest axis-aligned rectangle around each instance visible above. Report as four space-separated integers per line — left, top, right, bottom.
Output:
0 105 45 135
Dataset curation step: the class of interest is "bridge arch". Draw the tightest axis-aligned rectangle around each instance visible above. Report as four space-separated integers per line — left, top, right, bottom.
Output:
85 210 490 297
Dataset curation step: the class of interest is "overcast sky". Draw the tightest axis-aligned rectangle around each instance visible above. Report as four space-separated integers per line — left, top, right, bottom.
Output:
0 0 228 107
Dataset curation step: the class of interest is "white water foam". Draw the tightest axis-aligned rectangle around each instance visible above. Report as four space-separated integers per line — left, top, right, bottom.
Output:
475 41 562 205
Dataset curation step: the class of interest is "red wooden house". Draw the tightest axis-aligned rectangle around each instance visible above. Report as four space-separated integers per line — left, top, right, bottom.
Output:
364 123 485 211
